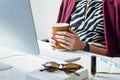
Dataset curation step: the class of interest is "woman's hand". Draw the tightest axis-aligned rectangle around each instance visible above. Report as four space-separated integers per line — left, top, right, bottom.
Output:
49 28 106 55
49 33 56 50
49 28 85 51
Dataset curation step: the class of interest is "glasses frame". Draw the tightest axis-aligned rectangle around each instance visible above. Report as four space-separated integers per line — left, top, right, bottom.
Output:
40 62 83 76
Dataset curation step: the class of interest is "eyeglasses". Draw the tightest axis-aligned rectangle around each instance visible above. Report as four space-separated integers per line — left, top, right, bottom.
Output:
40 62 83 76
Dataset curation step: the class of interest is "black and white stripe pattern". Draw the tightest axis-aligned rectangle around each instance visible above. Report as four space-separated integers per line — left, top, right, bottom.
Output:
69 0 105 47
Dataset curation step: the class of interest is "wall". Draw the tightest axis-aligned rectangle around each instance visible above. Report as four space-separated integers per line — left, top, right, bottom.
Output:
30 0 62 40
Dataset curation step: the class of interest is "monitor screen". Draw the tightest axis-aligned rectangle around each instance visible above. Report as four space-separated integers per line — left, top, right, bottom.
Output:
0 0 40 55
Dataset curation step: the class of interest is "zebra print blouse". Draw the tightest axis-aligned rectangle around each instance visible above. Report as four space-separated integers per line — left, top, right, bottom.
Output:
69 0 105 48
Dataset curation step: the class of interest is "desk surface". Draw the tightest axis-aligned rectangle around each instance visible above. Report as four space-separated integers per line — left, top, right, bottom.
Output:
0 40 120 80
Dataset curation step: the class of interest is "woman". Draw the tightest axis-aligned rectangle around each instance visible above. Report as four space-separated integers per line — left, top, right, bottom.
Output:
49 0 107 56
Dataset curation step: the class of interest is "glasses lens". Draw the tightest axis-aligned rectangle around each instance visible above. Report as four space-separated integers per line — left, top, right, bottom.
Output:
63 63 83 73
44 62 59 72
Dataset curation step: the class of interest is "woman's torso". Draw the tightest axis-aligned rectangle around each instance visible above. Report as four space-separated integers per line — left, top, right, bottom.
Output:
69 0 105 48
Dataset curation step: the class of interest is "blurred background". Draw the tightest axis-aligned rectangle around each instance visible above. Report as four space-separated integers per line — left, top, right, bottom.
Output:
30 0 62 40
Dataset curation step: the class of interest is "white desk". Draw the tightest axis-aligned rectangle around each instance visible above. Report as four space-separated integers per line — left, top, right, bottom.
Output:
0 40 120 80
0 52 48 80
0 68 12 80
0 43 49 80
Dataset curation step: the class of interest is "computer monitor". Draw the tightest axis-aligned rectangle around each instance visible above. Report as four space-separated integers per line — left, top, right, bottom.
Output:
0 0 40 55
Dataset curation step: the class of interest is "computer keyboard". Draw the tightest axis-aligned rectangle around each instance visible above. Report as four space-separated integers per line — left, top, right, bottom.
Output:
39 50 81 62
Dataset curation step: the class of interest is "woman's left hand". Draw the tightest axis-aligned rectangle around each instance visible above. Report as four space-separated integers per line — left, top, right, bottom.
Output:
54 28 85 51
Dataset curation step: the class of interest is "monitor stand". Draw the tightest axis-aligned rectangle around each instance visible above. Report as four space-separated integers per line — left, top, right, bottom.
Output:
0 62 12 71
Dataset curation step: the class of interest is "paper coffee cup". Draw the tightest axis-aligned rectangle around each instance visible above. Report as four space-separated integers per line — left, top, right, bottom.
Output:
52 23 69 50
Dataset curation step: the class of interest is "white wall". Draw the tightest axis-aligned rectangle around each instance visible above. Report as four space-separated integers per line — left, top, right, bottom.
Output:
30 0 62 40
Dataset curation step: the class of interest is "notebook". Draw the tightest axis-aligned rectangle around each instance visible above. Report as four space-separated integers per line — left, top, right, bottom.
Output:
26 68 88 80
97 57 120 74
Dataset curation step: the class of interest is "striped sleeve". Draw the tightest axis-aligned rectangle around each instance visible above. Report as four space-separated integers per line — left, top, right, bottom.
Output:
69 0 105 48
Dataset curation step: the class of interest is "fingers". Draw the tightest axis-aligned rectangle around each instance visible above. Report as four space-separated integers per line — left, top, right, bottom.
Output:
55 35 71 44
49 38 56 46
54 32 74 50
49 34 56 50
49 39 56 50
49 28 79 51
59 43 70 50
49 32 71 50
56 31 74 38
54 29 76 45
69 28 76 34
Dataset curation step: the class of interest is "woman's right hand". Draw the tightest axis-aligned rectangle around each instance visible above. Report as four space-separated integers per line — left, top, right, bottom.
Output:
49 34 56 50
49 28 85 51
